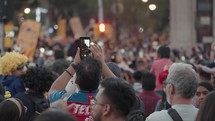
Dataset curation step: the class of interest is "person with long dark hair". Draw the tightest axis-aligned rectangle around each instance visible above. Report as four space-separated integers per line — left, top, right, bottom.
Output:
0 98 26 121
195 82 214 108
195 91 215 121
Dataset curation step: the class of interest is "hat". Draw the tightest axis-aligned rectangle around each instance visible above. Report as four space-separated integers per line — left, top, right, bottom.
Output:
106 62 122 78
198 82 214 92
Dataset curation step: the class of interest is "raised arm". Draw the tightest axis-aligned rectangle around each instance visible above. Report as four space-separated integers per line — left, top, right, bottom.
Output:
210 42 215 62
90 44 116 78
198 64 215 74
48 48 81 96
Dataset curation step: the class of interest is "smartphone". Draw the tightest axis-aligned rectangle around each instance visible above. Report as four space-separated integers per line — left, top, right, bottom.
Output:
76 37 91 59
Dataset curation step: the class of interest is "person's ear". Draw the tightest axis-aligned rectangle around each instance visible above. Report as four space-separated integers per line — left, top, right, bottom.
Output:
169 84 175 95
102 104 111 116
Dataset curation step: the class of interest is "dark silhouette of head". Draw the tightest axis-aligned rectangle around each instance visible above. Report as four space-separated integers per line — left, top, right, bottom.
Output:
22 66 55 94
0 98 25 121
75 56 102 91
99 78 136 117
141 72 156 91
157 46 171 59
34 109 76 121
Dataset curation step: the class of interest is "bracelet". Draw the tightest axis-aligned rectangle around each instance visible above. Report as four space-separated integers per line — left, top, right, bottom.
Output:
71 63 77 69
65 69 73 77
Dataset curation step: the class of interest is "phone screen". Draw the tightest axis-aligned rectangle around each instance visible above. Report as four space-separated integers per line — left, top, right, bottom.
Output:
79 37 91 59
84 39 90 47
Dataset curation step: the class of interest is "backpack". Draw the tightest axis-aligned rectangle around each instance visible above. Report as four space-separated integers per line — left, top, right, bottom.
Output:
126 96 146 121
26 92 50 121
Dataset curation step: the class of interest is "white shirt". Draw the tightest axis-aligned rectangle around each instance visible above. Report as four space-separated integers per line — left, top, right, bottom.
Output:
146 105 198 121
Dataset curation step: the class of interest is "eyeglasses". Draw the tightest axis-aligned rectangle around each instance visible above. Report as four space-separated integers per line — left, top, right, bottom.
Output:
17 64 26 70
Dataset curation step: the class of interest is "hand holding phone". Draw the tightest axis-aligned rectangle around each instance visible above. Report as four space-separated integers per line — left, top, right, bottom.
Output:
75 37 91 59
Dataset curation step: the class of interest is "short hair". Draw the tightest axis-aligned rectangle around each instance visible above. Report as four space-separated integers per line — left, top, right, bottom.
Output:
195 91 215 121
141 72 156 91
106 62 122 78
157 46 171 58
54 49 65 59
198 82 214 92
34 109 76 121
100 78 136 117
0 98 25 121
75 56 102 91
132 70 144 82
166 63 198 98
199 70 211 81
23 66 55 94
52 59 70 76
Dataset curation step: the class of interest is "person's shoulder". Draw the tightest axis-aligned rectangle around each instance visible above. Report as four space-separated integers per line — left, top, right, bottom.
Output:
14 92 26 97
11 77 23 85
49 90 67 103
68 92 97 104
155 93 162 98
146 110 172 121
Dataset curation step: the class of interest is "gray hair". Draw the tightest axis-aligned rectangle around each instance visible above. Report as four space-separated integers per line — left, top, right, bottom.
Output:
166 63 199 98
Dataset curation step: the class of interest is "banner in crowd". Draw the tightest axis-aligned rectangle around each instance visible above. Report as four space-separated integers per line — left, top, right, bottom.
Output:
17 20 41 61
69 17 84 39
57 19 66 45
4 21 14 48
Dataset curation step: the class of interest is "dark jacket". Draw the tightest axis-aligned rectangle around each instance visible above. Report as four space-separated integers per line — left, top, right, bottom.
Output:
1 75 25 97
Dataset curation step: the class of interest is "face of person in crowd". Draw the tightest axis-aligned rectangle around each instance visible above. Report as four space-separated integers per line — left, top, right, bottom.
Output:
13 64 27 77
195 86 210 108
92 88 110 121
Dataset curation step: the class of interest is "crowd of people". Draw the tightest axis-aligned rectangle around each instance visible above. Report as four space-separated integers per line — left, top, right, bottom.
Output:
0 34 215 121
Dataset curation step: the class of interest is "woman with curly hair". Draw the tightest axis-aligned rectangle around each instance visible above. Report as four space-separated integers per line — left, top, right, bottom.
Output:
0 52 28 96
14 66 55 121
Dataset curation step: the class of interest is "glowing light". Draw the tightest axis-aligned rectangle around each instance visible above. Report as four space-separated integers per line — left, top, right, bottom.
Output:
149 4 157 11
24 8 31 14
54 25 58 30
99 23 105 32
142 0 148 3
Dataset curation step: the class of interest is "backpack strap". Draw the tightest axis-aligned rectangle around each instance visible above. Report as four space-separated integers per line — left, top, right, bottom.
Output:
168 108 183 121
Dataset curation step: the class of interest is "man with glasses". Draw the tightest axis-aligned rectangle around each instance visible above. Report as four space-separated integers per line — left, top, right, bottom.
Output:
92 78 136 121
146 63 199 121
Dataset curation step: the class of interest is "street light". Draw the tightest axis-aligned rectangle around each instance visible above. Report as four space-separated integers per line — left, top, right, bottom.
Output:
99 23 105 32
24 8 31 14
149 4 156 11
142 0 148 3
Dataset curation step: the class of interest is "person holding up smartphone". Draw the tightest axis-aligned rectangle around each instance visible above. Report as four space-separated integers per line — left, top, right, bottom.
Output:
48 41 116 121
